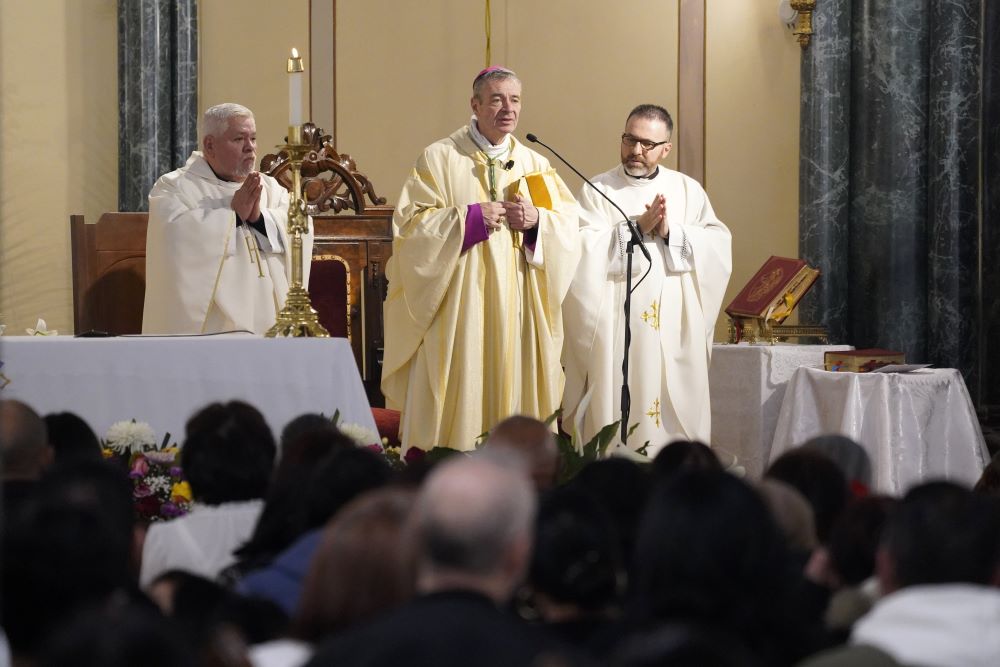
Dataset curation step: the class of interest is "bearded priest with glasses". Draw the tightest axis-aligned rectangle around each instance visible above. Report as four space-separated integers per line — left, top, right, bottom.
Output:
562 104 731 456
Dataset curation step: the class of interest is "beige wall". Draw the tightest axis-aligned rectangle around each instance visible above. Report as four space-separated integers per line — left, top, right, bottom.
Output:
707 2 802 330
336 0 679 207
199 0 311 164
0 0 118 334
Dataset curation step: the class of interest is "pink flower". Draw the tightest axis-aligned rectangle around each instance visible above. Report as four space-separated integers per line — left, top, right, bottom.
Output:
130 456 149 478
133 482 153 498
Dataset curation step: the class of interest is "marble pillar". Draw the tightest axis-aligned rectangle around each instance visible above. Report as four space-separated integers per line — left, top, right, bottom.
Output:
982 0 1000 408
118 0 198 212
848 0 930 362
926 0 981 391
799 0 852 343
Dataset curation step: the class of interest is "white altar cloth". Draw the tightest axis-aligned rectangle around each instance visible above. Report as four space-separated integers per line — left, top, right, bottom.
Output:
0 335 377 446
709 343 851 477
770 366 989 494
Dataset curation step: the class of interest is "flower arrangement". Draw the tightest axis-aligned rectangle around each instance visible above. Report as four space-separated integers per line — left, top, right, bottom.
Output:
102 420 193 523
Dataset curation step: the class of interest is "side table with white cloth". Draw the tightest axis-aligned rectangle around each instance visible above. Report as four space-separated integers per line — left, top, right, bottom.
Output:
0 334 377 445
770 366 989 494
709 343 851 478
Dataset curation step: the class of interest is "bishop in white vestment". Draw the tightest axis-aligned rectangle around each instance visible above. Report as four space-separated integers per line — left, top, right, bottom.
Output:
562 105 731 456
381 68 580 452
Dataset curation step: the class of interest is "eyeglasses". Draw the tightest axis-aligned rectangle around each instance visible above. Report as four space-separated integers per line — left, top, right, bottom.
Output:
621 133 670 152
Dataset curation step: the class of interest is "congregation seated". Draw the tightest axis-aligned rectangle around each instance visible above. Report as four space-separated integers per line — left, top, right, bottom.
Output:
801 482 1000 666
140 400 276 587
4 394 1000 667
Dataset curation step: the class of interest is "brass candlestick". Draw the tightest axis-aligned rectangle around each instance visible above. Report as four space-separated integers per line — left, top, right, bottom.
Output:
265 126 329 338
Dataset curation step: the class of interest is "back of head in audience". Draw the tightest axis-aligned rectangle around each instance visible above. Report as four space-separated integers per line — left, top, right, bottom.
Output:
295 487 416 640
629 470 806 664
182 400 276 505
43 411 102 463
527 485 625 620
38 603 195 667
879 481 1000 593
570 457 652 567
230 417 356 576
303 445 392 529
2 496 132 659
0 398 52 480
652 440 722 482
757 478 818 554
411 451 537 603
484 414 559 491
766 447 849 543
827 495 896 587
36 457 141 575
801 434 872 492
149 569 287 655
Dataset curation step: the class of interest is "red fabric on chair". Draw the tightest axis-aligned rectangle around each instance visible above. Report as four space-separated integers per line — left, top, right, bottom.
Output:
371 407 401 448
308 255 350 339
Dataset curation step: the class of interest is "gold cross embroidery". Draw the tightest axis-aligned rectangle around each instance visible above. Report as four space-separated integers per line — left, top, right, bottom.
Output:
646 398 661 428
640 300 660 330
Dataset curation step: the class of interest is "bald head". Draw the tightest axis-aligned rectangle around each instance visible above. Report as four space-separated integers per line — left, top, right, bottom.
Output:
485 416 559 491
412 453 536 599
1 400 52 479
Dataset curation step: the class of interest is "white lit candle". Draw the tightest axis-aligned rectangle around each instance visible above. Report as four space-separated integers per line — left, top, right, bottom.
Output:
288 48 304 126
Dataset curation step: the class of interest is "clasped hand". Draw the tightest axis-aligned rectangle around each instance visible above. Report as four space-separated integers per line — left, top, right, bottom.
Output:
231 172 263 222
637 193 668 238
481 194 539 234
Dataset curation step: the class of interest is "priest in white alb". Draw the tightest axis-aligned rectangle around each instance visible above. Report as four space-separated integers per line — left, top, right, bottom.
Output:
381 66 580 452
142 103 310 335
562 104 731 456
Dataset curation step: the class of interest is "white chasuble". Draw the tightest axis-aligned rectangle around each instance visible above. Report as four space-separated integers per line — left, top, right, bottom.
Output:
381 127 581 451
562 165 731 456
142 152 312 335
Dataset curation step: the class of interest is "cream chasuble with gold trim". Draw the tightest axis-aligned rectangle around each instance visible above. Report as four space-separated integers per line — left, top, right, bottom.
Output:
143 152 312 335
381 127 581 451
562 165 731 456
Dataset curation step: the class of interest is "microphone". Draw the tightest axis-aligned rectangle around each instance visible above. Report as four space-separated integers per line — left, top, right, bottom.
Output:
502 159 514 170
525 133 651 263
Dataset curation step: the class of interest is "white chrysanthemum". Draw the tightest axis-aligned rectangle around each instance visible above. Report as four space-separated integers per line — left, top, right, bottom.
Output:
338 422 379 447
104 420 158 453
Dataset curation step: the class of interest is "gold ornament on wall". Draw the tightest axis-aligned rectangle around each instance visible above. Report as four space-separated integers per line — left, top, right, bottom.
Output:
789 0 816 47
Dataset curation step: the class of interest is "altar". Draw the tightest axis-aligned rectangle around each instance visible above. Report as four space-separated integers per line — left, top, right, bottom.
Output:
709 342 851 477
0 335 377 446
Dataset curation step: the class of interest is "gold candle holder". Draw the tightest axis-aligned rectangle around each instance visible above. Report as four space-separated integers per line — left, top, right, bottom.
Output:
265 129 329 338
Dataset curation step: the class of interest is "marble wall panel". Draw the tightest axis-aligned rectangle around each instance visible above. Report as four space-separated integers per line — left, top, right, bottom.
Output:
926 0 981 389
982 0 1000 407
799 0 852 343
118 0 197 212
848 0 930 361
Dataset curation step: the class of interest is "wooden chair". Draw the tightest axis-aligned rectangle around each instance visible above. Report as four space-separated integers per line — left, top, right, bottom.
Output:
70 213 148 335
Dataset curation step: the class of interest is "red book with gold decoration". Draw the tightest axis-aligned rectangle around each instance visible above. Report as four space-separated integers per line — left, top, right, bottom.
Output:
725 256 820 324
824 348 906 372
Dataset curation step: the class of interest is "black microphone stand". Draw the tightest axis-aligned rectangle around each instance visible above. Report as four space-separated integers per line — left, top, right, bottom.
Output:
525 133 650 447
